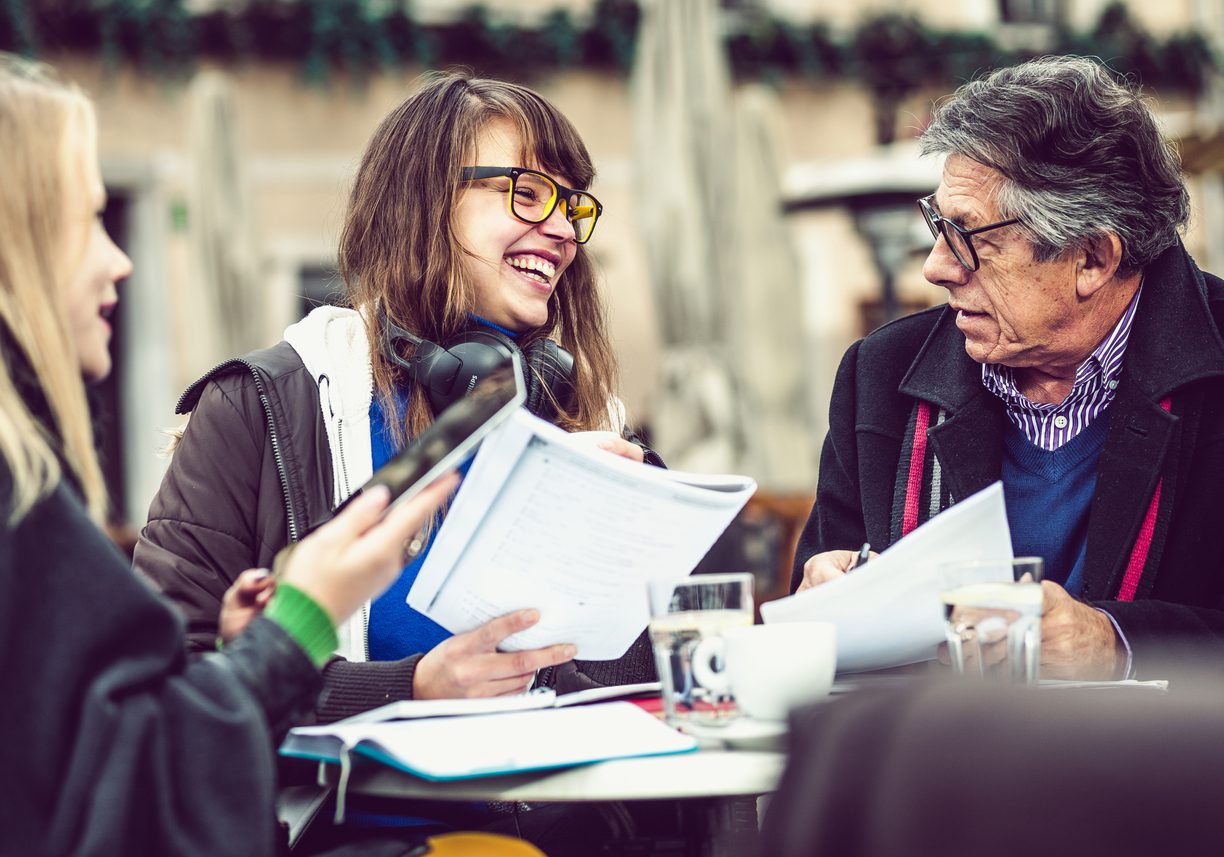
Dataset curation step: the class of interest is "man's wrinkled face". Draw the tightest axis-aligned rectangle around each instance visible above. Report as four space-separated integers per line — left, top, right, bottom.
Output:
922 154 1083 371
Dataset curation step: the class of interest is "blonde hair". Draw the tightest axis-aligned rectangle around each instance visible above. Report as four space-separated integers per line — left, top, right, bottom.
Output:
0 54 107 523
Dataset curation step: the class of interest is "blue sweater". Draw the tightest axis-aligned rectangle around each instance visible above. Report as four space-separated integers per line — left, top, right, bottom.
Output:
367 314 513 661
1001 412 1111 594
366 387 454 662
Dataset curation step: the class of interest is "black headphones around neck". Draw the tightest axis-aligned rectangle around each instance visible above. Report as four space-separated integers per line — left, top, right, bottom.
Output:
379 312 576 422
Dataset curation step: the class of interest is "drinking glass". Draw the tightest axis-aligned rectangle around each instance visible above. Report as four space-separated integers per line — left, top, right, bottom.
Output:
939 557 1044 684
646 573 754 726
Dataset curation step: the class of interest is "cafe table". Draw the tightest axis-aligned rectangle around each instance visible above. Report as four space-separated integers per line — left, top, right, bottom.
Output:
319 742 787 855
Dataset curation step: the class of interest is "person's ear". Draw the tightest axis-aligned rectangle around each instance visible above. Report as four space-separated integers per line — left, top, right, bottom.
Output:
1076 233 1124 298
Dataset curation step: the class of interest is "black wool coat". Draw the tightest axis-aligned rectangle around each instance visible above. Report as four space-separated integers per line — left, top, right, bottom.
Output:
0 467 320 856
793 242 1224 679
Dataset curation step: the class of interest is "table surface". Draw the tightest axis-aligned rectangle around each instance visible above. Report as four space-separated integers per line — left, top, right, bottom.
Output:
327 748 787 803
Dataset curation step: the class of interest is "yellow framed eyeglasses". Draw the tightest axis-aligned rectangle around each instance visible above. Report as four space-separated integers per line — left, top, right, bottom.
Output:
460 166 602 244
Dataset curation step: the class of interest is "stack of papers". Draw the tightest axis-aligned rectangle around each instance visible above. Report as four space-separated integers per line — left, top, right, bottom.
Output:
762 482 1014 672
409 408 756 660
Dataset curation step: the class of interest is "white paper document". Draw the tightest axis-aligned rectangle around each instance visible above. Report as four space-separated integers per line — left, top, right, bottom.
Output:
761 482 1014 672
1037 679 1169 692
408 409 756 660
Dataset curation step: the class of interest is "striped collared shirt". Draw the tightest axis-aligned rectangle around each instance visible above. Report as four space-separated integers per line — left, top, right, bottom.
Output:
981 283 1143 451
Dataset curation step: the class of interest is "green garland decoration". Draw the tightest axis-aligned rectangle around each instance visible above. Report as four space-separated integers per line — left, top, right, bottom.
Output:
0 0 1216 100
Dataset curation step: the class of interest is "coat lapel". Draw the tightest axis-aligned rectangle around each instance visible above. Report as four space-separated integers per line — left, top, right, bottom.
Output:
897 309 1006 504
1077 384 1175 599
1081 244 1224 598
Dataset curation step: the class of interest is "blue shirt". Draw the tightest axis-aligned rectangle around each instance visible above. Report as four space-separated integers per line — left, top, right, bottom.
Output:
366 387 454 662
368 314 515 660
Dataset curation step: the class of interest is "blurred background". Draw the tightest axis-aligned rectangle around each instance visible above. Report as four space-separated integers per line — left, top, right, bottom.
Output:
5 0 1222 604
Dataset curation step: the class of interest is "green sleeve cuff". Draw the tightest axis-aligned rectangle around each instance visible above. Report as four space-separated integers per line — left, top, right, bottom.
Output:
264 582 339 669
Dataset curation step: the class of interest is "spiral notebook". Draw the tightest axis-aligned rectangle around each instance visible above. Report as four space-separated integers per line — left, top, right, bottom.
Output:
280 701 696 782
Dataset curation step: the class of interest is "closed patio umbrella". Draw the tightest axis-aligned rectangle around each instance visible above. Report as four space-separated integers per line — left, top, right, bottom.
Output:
631 0 747 475
187 69 263 360
632 0 814 488
727 84 814 491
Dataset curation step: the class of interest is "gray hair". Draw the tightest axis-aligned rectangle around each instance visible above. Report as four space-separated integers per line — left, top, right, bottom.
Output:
920 55 1189 275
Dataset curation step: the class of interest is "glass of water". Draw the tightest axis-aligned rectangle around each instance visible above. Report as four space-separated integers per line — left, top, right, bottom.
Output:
939 557 1044 684
646 573 754 726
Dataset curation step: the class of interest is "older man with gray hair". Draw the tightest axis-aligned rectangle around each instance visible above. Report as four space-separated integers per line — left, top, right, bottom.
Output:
793 55 1224 680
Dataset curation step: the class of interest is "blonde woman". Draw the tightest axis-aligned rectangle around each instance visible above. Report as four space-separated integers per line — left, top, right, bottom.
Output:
0 55 453 856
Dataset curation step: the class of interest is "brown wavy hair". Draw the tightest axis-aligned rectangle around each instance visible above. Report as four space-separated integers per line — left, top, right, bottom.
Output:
339 70 618 444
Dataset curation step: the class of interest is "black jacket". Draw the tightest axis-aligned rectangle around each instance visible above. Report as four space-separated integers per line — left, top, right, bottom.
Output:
793 242 1224 678
0 464 319 856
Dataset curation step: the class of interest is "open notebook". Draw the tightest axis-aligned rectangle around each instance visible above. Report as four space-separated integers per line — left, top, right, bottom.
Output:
280 701 695 782
335 681 661 725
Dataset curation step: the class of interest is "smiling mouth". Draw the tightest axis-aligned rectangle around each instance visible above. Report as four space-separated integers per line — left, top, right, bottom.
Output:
505 254 556 285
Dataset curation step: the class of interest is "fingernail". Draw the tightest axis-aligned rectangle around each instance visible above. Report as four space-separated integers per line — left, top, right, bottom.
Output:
402 529 427 560
563 645 577 659
521 609 540 623
251 568 271 580
366 485 392 503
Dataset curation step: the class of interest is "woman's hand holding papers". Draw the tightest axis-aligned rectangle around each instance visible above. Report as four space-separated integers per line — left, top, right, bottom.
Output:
568 430 645 463
413 609 578 699
797 549 880 592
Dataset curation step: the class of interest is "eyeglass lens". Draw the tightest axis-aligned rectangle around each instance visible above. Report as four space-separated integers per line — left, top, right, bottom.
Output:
510 172 598 243
920 198 976 271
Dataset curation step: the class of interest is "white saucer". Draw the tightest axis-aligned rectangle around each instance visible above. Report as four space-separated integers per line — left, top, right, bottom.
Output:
679 717 788 751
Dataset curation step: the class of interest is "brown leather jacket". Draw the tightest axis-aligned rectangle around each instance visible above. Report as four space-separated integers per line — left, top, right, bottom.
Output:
135 341 656 723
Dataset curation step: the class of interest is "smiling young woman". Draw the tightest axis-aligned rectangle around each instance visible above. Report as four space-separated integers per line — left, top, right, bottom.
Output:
135 73 658 850
340 74 619 440
136 70 659 852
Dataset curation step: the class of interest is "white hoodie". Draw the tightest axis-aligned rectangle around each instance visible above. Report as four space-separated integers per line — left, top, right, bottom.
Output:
283 305 377 661
280 304 630 662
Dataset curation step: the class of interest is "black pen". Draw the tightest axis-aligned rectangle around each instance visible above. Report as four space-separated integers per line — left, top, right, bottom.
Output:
853 542 871 570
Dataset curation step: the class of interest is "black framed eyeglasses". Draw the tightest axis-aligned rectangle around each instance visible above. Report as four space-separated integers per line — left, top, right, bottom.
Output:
918 194 1020 272
460 166 603 244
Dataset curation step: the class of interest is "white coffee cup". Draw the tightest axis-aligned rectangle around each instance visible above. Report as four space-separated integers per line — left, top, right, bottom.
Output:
692 622 836 721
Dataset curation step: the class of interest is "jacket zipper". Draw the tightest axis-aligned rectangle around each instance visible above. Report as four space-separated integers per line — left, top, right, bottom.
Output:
253 371 302 544
335 417 352 500
362 603 370 661
329 395 366 659
178 358 301 544
535 665 554 689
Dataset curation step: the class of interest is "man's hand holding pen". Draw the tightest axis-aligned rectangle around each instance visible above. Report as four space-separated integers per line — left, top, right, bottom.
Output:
796 542 879 592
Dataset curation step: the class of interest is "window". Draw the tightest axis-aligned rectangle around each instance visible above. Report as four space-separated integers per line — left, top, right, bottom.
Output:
999 0 1060 25
299 264 346 319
